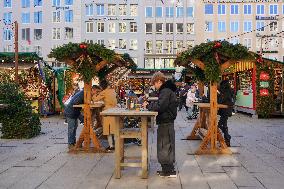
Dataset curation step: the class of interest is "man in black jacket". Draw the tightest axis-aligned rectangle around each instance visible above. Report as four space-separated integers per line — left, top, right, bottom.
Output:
143 72 178 178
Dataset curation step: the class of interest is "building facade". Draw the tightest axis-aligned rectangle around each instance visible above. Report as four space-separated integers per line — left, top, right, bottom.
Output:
1 0 283 68
194 0 284 62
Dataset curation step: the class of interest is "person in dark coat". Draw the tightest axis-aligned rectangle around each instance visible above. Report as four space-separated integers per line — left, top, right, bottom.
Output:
218 80 234 147
143 72 178 178
178 83 189 111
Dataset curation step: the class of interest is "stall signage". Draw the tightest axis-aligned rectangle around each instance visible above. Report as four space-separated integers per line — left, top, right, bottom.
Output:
260 82 269 88
255 16 278 20
260 72 270 81
260 89 269 96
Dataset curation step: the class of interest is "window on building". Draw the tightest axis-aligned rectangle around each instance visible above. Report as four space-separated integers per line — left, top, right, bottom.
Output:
52 28 60 39
119 4 127 16
176 41 183 53
4 12 12 24
86 22 94 33
176 23 183 34
97 4 104 16
156 23 163 34
230 38 239 45
156 7 162 17
186 40 194 48
269 5 278 15
155 59 165 69
34 46 42 56
256 21 265 31
244 38 252 49
145 41 153 54
22 0 30 8
130 39 138 50
97 22 104 33
256 5 264 15
52 0 60 6
205 4 213 14
166 23 173 34
65 0 73 6
230 21 239 32
97 39 104 46
166 40 173 54
166 7 174 17
130 4 138 16
218 21 226 32
65 27 73 39
4 0 12 7
156 41 163 54
186 23 194 34
3 29 12 41
231 4 239 14
244 4 252 14
165 58 174 68
4 45 13 52
130 22 137 33
86 4 94 16
145 7 153 17
21 13 30 24
108 4 115 16
52 11 60 23
205 21 213 32
22 28 30 40
119 22 126 33
34 29 42 40
270 21 278 31
177 7 184 17
186 7 193 17
65 10 73 23
145 58 154 69
145 23 153 34
34 11 42 23
119 39 126 49
218 4 225 14
244 21 252 32
108 39 115 50
34 0 42 7
108 22 115 33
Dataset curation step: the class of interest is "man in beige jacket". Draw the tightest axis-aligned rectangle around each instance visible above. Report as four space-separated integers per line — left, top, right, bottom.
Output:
92 79 117 152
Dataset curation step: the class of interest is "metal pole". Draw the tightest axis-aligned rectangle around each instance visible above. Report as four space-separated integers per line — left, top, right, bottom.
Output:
14 21 19 84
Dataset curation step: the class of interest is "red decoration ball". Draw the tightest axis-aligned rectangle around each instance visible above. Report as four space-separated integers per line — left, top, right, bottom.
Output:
214 42 222 48
79 44 87 49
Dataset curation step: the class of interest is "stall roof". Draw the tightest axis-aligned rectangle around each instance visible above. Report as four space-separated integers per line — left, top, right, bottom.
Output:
0 52 41 63
263 57 284 65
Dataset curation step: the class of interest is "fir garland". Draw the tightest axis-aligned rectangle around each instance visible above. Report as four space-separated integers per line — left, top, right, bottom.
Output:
176 41 252 82
255 57 275 118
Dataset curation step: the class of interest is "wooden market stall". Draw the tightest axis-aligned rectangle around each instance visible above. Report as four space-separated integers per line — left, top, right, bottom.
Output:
223 58 284 116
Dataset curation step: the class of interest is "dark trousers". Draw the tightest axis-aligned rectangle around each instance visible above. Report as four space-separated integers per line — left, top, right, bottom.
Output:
157 122 175 172
179 97 188 111
218 115 231 141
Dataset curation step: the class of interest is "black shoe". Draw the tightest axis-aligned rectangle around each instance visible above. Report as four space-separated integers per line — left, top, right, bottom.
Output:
106 146 115 152
158 171 177 178
225 139 231 147
156 170 163 175
187 116 192 120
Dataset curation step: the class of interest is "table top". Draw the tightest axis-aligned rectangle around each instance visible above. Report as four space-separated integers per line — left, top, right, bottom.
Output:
193 103 228 109
100 108 158 116
73 102 104 108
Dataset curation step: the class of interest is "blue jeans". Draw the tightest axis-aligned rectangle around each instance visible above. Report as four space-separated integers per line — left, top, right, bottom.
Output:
67 117 78 145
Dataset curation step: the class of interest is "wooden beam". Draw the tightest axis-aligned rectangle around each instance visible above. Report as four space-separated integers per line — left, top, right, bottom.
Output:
95 60 109 72
190 58 205 70
221 59 236 72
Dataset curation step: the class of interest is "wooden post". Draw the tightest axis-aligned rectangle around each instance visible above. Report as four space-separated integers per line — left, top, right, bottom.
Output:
83 82 92 150
14 21 19 84
197 81 204 97
209 82 218 152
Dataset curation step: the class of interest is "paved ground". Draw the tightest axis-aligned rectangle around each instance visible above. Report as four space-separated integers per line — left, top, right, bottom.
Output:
0 111 284 189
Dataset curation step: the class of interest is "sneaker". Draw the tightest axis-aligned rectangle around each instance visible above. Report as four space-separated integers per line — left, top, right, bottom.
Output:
167 171 177 178
106 146 115 152
187 116 192 120
156 170 163 175
64 120 68 125
158 171 177 178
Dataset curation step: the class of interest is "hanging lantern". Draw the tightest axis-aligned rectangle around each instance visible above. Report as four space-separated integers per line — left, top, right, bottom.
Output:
260 71 270 81
260 89 269 96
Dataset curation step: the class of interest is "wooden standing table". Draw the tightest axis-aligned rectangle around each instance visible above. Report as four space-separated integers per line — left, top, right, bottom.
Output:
100 108 158 179
187 103 232 155
72 102 104 152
